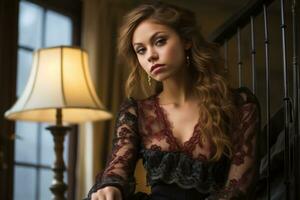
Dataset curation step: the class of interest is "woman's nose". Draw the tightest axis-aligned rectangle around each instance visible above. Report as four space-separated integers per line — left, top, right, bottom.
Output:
147 49 158 62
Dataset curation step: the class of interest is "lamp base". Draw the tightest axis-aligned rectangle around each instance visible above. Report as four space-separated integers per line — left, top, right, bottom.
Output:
46 125 71 200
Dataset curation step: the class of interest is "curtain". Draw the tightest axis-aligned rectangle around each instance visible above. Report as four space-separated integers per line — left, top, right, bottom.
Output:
76 0 149 198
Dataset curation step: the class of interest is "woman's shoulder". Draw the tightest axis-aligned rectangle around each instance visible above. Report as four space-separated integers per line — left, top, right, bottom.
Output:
118 97 139 114
127 93 158 104
120 94 158 114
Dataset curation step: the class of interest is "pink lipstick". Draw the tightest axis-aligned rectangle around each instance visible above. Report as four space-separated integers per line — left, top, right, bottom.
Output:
150 64 165 73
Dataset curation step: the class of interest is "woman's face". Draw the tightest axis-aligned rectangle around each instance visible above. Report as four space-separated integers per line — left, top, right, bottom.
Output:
132 19 190 82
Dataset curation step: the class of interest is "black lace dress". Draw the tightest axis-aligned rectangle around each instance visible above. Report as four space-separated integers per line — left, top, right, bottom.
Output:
87 87 260 200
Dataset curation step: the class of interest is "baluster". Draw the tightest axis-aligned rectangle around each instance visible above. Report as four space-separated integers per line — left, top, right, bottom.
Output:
280 0 291 199
292 0 300 199
224 39 229 76
263 5 271 200
250 16 257 94
237 27 243 87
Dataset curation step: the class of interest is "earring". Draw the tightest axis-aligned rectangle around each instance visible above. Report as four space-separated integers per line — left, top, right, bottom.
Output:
148 75 152 86
186 55 190 66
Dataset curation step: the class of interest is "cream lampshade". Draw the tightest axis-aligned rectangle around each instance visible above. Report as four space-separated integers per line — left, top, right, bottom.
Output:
5 46 112 122
5 46 112 199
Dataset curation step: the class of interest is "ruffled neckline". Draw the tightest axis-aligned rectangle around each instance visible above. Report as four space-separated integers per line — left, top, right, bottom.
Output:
152 94 202 149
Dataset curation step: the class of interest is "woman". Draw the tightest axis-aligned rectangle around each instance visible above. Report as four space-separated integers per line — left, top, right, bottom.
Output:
87 1 260 200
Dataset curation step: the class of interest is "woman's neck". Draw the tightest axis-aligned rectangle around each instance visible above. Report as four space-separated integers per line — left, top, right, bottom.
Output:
159 68 196 106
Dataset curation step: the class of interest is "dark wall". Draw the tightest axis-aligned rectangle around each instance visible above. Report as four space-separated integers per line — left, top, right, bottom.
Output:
0 0 18 199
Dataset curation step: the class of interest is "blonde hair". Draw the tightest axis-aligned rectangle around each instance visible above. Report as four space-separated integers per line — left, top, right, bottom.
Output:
117 1 238 161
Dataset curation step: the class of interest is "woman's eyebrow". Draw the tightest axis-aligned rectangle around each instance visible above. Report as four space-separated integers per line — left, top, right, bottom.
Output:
132 31 166 47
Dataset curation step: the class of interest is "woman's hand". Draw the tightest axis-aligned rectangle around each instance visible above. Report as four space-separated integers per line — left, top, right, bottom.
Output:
91 186 122 200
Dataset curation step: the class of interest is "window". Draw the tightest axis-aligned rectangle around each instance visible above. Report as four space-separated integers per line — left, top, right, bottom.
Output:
15 1 74 199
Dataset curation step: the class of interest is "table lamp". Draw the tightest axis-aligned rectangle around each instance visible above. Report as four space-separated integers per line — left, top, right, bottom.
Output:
5 46 112 200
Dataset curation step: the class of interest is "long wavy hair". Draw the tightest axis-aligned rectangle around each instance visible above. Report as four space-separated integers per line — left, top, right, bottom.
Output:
117 1 238 161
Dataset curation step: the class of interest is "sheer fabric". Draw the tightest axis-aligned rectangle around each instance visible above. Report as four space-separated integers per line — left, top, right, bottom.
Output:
87 87 260 200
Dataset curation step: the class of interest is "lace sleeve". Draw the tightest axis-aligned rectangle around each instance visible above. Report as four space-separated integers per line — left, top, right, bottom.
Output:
87 97 140 199
207 87 261 200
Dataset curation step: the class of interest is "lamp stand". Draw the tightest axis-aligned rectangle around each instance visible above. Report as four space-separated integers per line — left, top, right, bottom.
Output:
46 109 71 200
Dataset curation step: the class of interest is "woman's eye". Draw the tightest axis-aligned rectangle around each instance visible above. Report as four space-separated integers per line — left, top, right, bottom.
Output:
136 48 145 55
155 38 166 46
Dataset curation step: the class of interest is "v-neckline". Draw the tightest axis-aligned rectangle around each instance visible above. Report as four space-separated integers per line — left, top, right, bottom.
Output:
153 94 200 149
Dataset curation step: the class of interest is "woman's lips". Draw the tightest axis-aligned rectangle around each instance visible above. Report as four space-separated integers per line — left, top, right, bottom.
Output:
152 66 164 75
150 64 165 74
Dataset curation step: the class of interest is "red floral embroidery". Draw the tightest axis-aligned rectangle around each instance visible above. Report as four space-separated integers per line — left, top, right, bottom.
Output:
150 144 162 151
92 88 260 199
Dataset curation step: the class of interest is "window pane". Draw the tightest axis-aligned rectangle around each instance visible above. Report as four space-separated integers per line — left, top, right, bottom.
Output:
19 1 43 49
17 49 33 97
15 121 39 164
14 166 37 200
15 2 74 199
40 123 54 166
64 171 68 186
45 10 72 47
64 132 69 164
39 169 52 200
40 123 69 166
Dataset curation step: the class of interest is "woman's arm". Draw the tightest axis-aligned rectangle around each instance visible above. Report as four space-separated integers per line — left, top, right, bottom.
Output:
87 98 140 200
207 88 261 200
